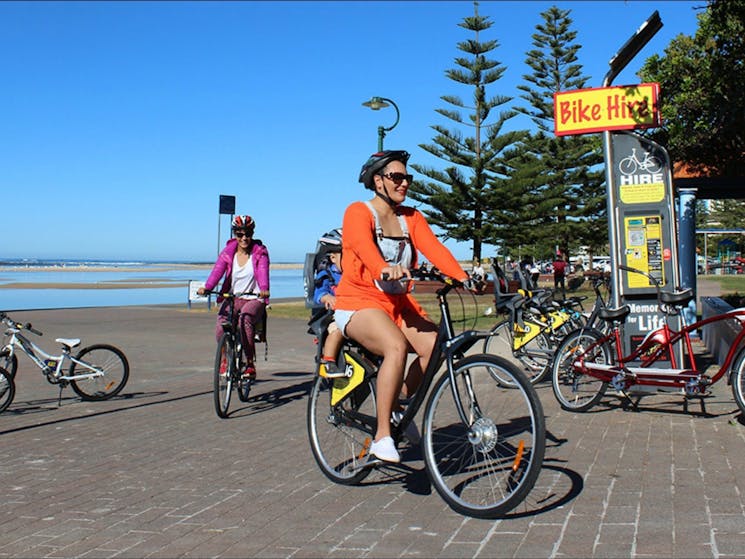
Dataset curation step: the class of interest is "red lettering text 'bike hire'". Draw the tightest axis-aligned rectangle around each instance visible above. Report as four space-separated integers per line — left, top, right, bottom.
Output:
553 83 660 137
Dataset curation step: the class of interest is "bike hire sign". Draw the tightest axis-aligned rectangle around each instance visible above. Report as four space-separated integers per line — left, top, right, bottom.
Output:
553 83 660 137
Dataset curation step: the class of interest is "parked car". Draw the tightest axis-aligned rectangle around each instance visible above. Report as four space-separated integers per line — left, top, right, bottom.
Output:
592 257 611 272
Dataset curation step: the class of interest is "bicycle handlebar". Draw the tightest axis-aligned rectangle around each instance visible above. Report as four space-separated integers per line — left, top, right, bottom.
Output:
200 289 262 299
381 271 474 293
0 312 43 336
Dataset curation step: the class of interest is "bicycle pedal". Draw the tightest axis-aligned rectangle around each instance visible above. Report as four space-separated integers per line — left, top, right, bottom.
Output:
360 456 383 470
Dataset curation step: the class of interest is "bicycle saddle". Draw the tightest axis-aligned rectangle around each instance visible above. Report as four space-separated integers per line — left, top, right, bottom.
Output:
56 338 81 348
598 305 631 323
660 288 694 307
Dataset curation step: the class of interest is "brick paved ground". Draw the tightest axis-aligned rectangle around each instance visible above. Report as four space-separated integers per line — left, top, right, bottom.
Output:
1 304 744 558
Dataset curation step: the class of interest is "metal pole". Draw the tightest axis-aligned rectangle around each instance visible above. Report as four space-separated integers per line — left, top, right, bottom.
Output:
601 10 663 309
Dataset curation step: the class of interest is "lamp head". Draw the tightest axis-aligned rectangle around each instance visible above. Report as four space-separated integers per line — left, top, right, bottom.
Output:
362 96 390 111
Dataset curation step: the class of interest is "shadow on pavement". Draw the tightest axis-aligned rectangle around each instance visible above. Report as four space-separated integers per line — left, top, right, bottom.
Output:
223 373 313 418
0 390 190 436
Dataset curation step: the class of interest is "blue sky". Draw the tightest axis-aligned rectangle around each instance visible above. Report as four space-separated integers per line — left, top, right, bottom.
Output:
0 1 701 263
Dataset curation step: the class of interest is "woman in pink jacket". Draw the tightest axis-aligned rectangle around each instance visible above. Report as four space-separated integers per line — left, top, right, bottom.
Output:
198 215 270 379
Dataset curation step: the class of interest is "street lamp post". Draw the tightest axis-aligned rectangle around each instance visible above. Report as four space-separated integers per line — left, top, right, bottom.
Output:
362 96 400 151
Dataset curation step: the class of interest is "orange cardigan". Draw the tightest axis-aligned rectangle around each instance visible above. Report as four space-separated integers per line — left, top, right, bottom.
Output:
335 201 468 318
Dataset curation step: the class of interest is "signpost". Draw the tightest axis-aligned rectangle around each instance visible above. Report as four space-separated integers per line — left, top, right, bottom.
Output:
553 11 684 370
554 83 660 137
217 195 236 257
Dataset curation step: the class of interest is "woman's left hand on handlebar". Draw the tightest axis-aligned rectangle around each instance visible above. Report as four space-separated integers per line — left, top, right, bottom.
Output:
381 264 411 281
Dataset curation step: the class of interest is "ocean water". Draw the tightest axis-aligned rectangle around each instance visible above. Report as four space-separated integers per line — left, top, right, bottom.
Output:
0 261 304 311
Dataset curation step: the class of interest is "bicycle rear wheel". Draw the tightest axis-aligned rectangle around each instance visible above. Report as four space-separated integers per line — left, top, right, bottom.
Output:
483 321 552 386
0 368 15 413
70 344 129 401
730 347 745 415
307 374 377 485
214 334 234 418
235 341 252 402
423 354 545 518
551 329 610 412
0 349 18 379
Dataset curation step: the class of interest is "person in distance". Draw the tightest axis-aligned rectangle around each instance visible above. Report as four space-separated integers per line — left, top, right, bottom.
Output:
198 215 270 380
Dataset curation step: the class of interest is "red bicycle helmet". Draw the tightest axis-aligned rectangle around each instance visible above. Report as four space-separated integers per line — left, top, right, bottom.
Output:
231 215 255 232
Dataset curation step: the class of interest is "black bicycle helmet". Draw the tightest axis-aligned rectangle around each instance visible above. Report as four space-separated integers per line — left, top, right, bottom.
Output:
318 228 342 253
358 150 410 190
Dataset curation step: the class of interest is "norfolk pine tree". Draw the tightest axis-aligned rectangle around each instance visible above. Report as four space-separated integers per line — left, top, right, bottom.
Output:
510 5 606 259
407 2 526 261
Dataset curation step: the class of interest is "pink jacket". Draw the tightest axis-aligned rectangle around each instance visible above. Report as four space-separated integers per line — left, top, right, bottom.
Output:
205 238 270 298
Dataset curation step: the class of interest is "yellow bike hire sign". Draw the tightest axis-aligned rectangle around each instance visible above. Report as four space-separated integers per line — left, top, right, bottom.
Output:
554 83 660 137
329 351 369 406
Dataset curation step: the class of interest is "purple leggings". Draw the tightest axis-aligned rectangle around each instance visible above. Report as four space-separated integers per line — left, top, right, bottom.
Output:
215 298 266 365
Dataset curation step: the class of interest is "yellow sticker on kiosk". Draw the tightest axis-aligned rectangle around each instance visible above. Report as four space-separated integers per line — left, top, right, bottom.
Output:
624 215 665 289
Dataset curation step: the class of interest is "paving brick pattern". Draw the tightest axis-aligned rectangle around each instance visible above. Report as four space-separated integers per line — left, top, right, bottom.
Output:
1 305 744 558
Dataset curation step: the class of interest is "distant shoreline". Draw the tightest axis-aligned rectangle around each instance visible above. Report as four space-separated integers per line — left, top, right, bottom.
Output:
0 262 304 273
0 261 304 291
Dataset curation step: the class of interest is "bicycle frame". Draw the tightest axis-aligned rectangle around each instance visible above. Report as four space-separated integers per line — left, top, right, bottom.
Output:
3 329 105 382
575 301 745 393
330 281 493 438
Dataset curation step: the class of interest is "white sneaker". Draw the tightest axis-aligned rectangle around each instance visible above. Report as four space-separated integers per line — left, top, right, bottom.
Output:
369 436 400 463
391 411 421 445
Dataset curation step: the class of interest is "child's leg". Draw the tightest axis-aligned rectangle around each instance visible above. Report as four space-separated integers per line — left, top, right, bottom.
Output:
321 322 345 377
322 322 343 361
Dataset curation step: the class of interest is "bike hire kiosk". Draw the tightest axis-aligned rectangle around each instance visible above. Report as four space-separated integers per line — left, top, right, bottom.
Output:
609 131 683 367
554 11 684 369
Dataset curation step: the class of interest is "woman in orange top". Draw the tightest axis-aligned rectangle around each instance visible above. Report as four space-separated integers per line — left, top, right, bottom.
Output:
334 150 469 463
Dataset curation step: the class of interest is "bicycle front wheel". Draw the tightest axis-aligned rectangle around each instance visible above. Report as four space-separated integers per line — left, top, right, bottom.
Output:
0 368 15 413
214 334 233 418
70 344 129 401
307 374 377 485
551 329 610 412
423 355 546 518
0 349 18 379
483 321 552 386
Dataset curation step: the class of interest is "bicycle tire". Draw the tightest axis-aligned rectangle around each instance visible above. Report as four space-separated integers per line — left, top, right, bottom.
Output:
0 368 15 413
307 374 376 485
730 347 745 416
422 354 546 518
644 157 661 174
0 349 17 379
237 378 252 402
214 334 233 418
551 329 610 412
619 157 637 175
69 344 129 401
483 321 552 386
235 341 251 403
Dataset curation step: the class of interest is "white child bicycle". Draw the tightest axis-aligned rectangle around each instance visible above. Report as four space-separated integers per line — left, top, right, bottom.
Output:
0 312 129 413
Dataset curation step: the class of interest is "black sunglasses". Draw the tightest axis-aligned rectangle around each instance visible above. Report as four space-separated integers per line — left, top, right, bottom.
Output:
380 172 413 185
233 230 253 238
